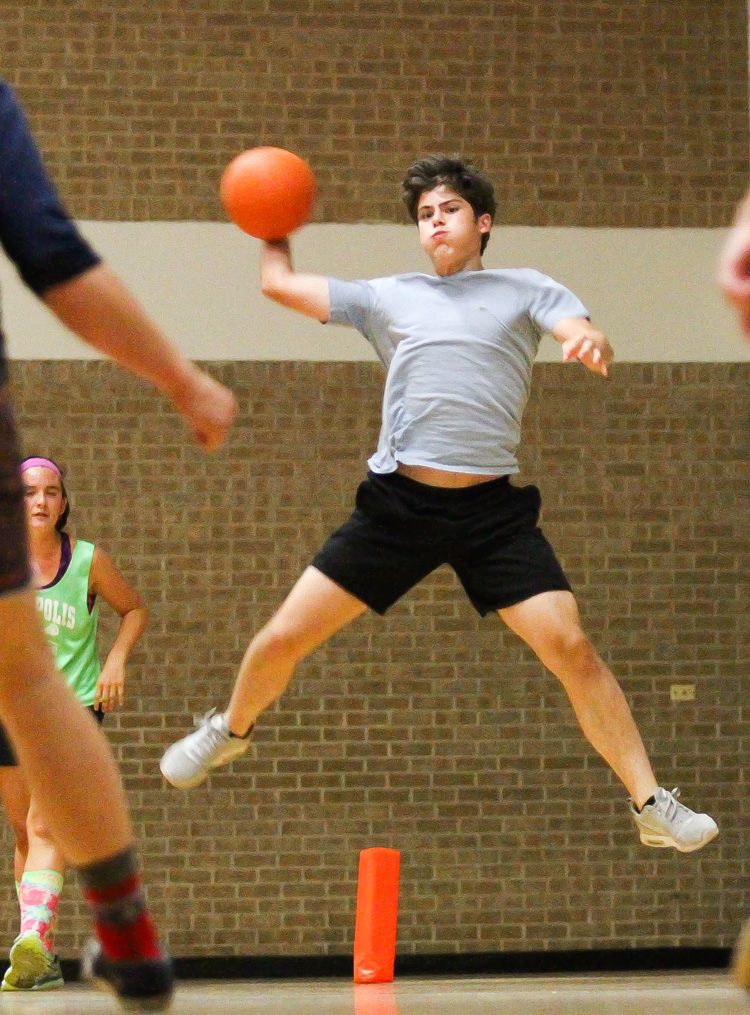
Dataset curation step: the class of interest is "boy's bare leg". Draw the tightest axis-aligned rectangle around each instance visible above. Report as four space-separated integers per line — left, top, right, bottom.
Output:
500 589 716 851
499 590 658 806
161 567 367 787
225 566 368 735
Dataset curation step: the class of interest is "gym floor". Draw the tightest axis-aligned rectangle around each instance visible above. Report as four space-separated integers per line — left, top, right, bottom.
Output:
0 972 746 1014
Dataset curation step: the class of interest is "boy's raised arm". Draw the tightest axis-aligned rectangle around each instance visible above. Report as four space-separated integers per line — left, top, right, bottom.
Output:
260 239 331 322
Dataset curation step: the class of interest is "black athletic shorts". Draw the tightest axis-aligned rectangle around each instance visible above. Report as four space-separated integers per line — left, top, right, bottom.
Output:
0 387 32 598
311 470 572 616
0 705 105 767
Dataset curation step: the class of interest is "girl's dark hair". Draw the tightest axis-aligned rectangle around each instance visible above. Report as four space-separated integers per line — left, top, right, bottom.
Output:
22 456 70 532
402 155 496 254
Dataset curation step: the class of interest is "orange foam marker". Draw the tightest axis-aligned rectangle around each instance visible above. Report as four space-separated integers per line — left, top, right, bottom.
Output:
353 848 400 983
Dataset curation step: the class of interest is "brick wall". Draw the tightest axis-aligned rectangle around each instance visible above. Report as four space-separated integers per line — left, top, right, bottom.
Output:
1 0 747 226
0 0 748 962
5 360 749 957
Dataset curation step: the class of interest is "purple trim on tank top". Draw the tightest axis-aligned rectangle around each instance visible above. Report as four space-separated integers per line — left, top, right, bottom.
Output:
39 531 72 589
39 532 96 613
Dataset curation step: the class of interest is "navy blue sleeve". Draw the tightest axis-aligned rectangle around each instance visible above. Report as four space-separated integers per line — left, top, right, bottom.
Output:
0 80 100 296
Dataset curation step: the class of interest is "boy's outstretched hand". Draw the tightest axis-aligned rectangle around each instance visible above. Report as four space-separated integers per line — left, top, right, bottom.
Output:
554 317 614 377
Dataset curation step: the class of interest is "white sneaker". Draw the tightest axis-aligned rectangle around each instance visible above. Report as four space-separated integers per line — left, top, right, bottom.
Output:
629 787 718 852
160 709 250 789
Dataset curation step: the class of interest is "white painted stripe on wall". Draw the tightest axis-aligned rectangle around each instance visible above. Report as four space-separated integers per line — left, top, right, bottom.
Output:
2 222 747 362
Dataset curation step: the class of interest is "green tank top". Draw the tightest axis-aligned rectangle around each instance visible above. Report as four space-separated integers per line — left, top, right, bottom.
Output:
36 538 101 707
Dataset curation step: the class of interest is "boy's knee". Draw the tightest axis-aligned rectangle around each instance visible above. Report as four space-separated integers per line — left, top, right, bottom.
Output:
253 623 307 666
546 627 598 674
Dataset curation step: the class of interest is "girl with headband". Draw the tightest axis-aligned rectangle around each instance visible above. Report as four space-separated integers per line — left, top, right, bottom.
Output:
0 456 147 992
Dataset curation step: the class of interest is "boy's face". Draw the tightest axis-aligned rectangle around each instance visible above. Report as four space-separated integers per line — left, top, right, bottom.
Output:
416 185 491 273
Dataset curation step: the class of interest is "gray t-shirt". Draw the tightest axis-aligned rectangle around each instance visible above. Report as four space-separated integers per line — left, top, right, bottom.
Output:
327 268 588 475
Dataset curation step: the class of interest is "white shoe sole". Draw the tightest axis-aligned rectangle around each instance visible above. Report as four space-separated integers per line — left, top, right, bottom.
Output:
159 757 209 790
639 825 719 852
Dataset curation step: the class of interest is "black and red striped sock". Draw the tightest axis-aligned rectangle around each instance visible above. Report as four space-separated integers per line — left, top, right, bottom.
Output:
78 847 163 962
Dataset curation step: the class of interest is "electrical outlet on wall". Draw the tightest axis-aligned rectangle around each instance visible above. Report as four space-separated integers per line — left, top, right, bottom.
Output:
670 683 696 702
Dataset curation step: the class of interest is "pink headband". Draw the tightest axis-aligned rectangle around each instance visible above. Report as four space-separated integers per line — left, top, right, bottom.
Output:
20 457 62 480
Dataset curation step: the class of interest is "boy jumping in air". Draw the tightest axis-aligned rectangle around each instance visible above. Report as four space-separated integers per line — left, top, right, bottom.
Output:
162 155 717 854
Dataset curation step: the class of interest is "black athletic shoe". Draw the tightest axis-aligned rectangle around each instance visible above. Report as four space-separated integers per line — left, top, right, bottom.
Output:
81 937 174 1011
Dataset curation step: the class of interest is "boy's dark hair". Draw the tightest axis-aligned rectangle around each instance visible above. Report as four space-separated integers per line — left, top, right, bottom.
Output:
402 155 496 254
24 455 70 531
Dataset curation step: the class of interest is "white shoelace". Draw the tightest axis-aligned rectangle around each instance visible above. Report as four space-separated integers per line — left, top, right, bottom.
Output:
186 708 227 762
658 787 691 826
192 706 218 728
